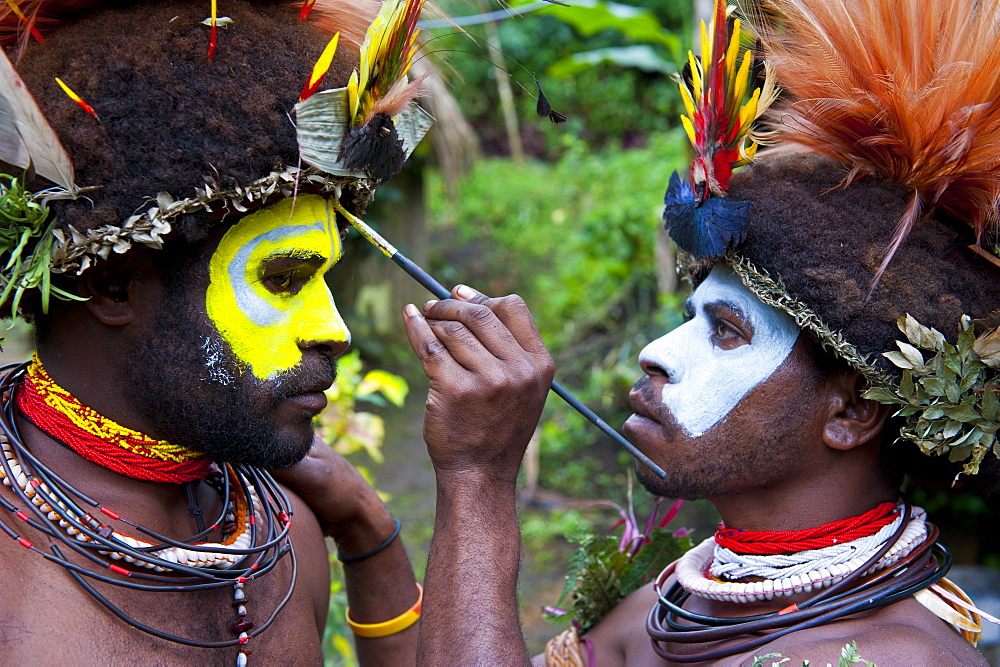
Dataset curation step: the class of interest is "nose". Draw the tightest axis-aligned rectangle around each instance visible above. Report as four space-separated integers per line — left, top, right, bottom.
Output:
300 336 350 359
639 357 669 379
296 286 352 359
637 327 685 384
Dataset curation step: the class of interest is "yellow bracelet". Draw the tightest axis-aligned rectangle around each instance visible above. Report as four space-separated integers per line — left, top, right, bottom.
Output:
346 583 423 638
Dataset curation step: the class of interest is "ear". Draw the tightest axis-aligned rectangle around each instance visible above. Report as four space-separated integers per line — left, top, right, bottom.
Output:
821 371 892 451
76 254 141 326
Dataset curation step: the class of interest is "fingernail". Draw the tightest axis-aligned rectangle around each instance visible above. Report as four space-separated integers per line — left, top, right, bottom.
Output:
455 284 476 300
423 300 438 312
404 304 420 318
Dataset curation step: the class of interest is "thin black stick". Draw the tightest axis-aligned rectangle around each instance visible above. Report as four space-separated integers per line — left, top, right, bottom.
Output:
337 205 667 479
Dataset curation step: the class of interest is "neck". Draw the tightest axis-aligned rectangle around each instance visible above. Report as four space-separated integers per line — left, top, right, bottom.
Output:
708 458 898 531
17 355 211 483
13 411 219 538
35 345 160 438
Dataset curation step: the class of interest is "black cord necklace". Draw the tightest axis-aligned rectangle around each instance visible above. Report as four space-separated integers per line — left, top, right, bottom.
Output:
0 362 296 664
646 501 951 663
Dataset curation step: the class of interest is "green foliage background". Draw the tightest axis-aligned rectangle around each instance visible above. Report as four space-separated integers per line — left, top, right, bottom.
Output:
427 130 690 500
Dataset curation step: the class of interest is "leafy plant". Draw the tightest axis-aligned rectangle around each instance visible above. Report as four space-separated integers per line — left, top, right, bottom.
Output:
314 349 409 467
315 350 409 665
544 483 693 634
427 129 689 503
425 0 688 152
527 0 682 77
0 175 84 316
752 640 876 666
863 314 1000 480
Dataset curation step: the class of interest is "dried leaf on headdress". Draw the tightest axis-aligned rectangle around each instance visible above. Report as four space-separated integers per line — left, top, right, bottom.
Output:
748 0 1000 284
303 0 431 183
972 327 1000 369
0 48 74 191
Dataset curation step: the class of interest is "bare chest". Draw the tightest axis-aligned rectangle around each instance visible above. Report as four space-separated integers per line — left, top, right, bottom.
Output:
0 533 325 665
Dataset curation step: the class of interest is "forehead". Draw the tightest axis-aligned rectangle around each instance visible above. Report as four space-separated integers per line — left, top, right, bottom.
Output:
214 195 342 265
689 266 765 314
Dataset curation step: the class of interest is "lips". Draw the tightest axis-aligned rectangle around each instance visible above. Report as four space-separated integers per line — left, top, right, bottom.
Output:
285 390 328 413
628 390 662 425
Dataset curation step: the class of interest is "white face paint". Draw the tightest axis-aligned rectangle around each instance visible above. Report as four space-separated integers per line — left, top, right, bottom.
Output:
638 265 800 436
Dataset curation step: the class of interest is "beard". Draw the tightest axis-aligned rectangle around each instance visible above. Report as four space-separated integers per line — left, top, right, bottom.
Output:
125 290 336 469
628 375 804 502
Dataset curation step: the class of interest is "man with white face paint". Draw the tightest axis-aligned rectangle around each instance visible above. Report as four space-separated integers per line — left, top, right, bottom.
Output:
637 266 800 439
409 0 999 663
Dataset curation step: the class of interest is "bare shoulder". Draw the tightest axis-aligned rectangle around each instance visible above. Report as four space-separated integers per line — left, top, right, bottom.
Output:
743 597 988 666
580 582 666 666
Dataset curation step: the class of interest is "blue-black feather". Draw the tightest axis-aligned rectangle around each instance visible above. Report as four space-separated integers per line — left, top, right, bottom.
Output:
662 170 751 259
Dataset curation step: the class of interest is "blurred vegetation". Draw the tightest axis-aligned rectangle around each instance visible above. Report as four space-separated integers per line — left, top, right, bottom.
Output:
428 0 691 156
426 130 689 502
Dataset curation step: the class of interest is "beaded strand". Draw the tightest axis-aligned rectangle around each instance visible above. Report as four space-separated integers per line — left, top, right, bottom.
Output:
0 362 296 663
676 507 927 603
17 354 214 483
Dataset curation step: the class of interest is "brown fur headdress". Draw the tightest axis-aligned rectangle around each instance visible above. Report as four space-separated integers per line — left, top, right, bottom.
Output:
670 0 1000 481
0 0 431 313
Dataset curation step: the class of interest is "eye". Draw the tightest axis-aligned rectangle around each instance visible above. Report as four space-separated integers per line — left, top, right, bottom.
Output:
259 253 328 295
269 271 293 290
262 266 314 295
705 303 753 350
715 319 735 338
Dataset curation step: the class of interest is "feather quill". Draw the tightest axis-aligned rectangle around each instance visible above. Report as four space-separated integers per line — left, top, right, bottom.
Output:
747 0 1000 284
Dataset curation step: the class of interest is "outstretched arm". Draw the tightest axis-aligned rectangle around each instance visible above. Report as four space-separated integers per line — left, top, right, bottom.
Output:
404 285 554 665
274 439 419 666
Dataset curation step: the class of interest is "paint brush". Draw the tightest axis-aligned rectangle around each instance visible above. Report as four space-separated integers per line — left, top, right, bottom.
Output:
335 204 668 480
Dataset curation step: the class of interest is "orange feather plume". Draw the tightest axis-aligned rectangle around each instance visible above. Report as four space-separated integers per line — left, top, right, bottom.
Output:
748 0 1000 283
299 0 379 52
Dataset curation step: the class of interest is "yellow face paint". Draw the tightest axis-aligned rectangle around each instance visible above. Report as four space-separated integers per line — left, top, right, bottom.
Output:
206 195 350 380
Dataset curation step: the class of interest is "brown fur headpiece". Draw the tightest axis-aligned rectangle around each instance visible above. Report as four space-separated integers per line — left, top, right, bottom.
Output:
676 0 1000 480
7 0 375 234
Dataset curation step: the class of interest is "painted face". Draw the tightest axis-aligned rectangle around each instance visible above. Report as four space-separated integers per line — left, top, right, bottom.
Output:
206 195 350 381
637 265 799 437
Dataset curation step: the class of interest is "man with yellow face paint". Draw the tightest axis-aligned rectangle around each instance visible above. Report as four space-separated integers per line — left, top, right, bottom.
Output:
207 196 351 383
0 1 427 663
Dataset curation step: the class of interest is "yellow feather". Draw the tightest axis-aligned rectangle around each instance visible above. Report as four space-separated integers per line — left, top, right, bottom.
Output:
738 87 760 132
681 115 696 147
700 19 710 76
307 33 340 89
688 51 702 102
738 139 758 164
731 50 752 109
679 82 695 119
725 19 741 80
347 70 360 121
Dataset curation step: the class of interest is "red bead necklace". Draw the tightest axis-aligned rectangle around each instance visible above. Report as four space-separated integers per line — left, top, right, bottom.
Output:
715 501 900 555
16 355 213 483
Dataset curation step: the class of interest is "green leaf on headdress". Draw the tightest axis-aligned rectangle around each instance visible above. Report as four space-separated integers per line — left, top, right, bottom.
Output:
982 384 999 422
869 314 1000 484
0 175 85 317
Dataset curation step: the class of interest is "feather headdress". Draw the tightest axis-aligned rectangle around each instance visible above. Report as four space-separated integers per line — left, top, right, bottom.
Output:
662 0 778 260
676 0 1000 482
748 0 1000 284
0 0 434 317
